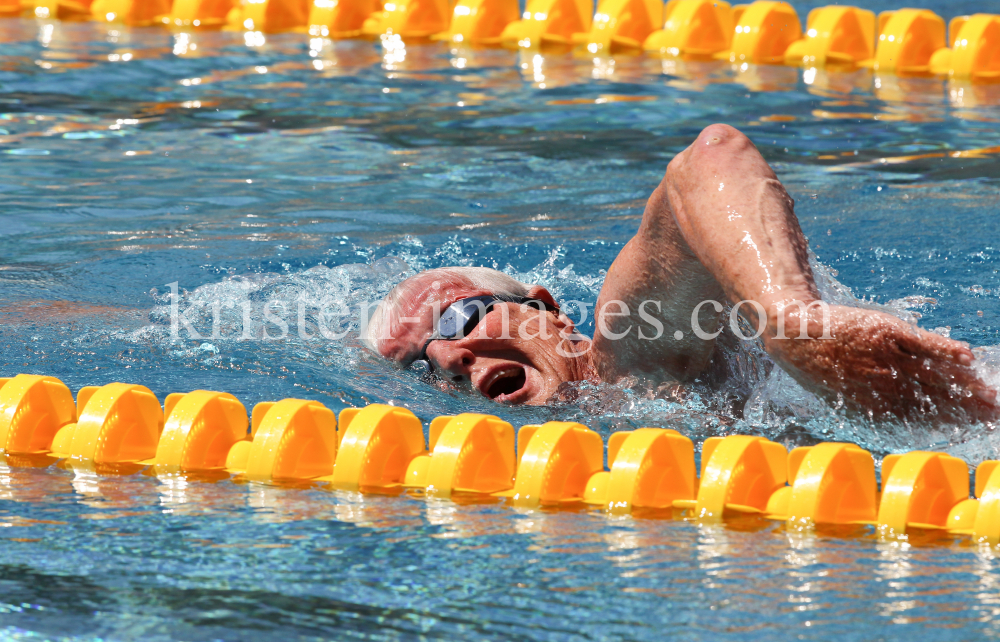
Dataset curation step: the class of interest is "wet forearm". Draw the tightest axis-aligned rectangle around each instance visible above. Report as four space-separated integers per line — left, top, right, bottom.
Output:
664 126 821 330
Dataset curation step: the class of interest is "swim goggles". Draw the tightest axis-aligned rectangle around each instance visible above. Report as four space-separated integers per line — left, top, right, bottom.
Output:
408 295 558 373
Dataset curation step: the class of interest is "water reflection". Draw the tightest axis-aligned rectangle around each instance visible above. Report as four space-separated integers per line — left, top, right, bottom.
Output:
424 495 511 539
62 460 160 511
7 16 1000 138
244 30 266 48
802 66 873 98
696 523 737 590
380 32 406 70
732 62 799 93
515 48 588 89
973 550 1000 633
660 56 731 89
37 19 54 47
376 36 453 78
329 487 426 529
601 516 698 595
172 31 197 56
246 481 338 523
874 74 946 109
0 453 71 504
949 80 1000 117
447 44 517 74
782 530 825 621
510 506 608 559
589 54 614 81
155 468 238 515
874 540 919 624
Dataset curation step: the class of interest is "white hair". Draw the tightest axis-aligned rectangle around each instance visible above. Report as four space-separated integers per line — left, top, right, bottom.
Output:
363 266 531 355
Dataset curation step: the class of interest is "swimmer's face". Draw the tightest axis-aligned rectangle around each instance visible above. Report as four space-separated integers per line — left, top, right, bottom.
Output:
378 277 591 405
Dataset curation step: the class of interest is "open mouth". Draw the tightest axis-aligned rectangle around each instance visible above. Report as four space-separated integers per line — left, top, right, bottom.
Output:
482 366 527 400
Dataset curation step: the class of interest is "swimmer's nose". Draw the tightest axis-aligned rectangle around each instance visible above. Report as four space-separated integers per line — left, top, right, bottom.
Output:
427 343 475 382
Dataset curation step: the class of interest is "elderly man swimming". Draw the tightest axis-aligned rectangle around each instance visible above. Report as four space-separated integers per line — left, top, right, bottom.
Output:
365 124 997 420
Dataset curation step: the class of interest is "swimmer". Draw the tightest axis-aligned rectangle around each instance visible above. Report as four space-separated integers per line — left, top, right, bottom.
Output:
366 124 998 421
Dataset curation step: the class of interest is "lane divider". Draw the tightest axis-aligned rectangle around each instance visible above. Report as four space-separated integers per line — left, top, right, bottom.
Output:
432 0 519 45
877 451 969 536
643 0 733 57
574 0 664 53
403 413 516 496
7 1 997 82
587 427 695 513
49 382 163 465
930 14 1000 79
227 0 311 33
359 0 450 39
767 442 878 527
867 7 945 74
156 390 248 471
783 5 876 67
726 1 802 64
499 0 594 48
3 373 1000 545
333 403 424 488
166 0 232 29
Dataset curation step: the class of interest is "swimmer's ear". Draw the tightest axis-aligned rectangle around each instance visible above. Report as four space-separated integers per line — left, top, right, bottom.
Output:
526 285 575 330
526 285 558 310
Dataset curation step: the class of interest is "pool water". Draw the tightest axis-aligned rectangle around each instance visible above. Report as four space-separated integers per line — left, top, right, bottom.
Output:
2 3 1000 638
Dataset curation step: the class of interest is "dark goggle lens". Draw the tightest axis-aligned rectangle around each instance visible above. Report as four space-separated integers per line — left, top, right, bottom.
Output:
408 296 553 374
437 297 496 339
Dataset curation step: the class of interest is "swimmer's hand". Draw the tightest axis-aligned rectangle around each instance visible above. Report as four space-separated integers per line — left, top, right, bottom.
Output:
764 303 999 422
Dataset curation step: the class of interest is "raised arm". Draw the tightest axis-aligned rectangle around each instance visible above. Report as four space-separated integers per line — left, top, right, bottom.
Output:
664 125 819 324
592 124 822 386
591 155 728 385
595 124 995 420
661 124 996 421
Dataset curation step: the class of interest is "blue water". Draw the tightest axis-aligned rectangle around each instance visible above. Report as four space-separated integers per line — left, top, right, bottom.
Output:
2 6 1000 639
